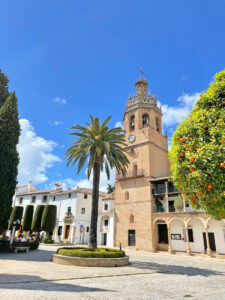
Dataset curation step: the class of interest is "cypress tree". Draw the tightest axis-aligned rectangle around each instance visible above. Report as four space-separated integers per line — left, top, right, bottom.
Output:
22 205 34 232
31 205 44 232
0 70 9 109
8 206 23 230
0 90 20 233
41 205 57 235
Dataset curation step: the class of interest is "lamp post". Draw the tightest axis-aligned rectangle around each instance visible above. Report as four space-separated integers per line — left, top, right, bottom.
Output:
10 219 21 248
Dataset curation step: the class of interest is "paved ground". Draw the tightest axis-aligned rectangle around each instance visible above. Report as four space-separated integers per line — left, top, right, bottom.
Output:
0 245 225 299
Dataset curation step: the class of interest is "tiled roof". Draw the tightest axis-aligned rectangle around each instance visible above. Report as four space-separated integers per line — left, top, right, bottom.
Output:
102 192 115 200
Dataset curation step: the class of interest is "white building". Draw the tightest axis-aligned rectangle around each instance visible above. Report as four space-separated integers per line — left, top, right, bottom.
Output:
13 181 108 245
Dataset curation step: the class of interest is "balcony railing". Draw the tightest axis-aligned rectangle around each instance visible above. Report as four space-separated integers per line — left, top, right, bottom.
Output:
152 188 166 195
116 169 145 181
168 187 178 193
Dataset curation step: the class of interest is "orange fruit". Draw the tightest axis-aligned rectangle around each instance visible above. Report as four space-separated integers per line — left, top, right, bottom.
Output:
178 177 182 181
220 163 225 168
185 137 189 141
220 140 224 144
177 136 181 140
180 138 184 143
189 157 195 162
208 185 213 189
190 168 194 172
179 188 182 192
179 153 184 158
186 148 190 151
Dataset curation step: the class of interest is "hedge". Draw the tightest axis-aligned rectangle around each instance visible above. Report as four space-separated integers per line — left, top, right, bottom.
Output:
57 247 125 258
31 205 44 232
0 240 39 252
22 205 34 231
41 205 57 233
43 236 54 244
8 206 24 230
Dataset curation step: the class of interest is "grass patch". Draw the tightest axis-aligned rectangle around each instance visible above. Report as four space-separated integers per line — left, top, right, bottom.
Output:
57 247 125 258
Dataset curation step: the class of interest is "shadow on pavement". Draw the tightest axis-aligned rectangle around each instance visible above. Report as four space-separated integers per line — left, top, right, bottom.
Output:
130 261 225 277
0 249 55 262
0 274 113 292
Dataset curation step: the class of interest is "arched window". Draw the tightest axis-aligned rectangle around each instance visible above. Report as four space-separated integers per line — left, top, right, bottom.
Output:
130 115 135 130
125 191 129 200
156 117 160 132
133 163 137 177
142 114 149 128
130 213 134 223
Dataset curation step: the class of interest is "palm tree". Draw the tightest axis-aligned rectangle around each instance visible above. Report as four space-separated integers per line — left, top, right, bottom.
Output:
65 115 129 249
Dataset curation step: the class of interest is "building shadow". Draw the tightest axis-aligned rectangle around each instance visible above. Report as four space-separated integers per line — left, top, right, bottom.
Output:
130 261 225 277
0 274 113 292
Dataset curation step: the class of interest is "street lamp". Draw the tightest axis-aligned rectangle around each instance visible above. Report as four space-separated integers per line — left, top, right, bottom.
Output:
10 219 21 246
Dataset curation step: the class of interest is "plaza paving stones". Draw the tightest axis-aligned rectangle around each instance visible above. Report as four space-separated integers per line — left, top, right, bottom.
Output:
0 245 225 299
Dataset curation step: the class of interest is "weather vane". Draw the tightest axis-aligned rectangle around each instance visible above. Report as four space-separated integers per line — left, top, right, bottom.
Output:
139 66 144 79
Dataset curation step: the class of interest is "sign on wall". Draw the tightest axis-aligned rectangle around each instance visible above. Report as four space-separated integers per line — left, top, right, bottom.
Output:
171 234 181 240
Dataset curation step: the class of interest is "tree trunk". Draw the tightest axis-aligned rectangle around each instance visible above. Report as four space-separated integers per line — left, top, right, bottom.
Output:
89 162 101 250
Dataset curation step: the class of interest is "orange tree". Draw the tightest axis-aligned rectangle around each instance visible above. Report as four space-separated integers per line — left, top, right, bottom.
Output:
169 70 225 219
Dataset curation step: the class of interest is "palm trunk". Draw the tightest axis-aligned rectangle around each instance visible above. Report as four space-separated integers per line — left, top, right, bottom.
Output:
89 162 101 250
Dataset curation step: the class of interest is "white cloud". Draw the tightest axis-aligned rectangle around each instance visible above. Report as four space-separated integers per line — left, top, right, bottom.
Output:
49 167 115 193
115 121 124 129
160 92 200 127
52 97 67 105
17 119 61 185
48 121 64 126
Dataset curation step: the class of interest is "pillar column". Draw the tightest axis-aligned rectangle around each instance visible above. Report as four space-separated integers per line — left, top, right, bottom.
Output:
165 181 169 213
205 226 212 256
185 226 191 255
167 225 173 254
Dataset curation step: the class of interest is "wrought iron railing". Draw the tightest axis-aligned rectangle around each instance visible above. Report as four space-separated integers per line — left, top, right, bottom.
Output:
116 169 145 180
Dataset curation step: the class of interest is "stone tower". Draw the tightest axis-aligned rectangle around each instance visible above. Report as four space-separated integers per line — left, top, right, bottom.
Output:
114 73 170 251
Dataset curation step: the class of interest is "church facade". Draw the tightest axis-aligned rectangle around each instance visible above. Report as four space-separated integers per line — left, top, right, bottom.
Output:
114 75 225 256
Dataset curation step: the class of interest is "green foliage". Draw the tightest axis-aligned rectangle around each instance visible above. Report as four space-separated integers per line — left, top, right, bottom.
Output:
65 115 129 249
107 184 115 194
65 115 129 180
0 83 20 233
8 206 23 230
169 70 225 219
42 236 54 244
41 205 57 233
22 205 34 232
0 240 39 252
0 69 9 109
174 196 184 210
31 205 44 232
57 247 125 258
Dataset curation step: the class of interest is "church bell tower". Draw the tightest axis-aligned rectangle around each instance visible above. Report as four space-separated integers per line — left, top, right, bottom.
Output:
114 72 170 251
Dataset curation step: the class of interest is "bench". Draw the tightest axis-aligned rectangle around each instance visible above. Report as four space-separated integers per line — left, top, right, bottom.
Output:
14 247 29 253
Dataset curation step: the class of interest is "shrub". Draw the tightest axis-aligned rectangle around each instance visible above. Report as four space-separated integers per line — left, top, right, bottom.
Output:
8 206 24 230
22 205 34 232
0 240 39 252
57 247 125 258
43 236 54 244
169 70 225 219
31 205 44 232
41 205 57 233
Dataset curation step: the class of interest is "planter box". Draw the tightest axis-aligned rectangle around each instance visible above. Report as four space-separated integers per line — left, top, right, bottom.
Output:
52 254 129 267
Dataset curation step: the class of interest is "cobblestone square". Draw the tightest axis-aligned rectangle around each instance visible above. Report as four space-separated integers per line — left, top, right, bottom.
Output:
0 245 225 299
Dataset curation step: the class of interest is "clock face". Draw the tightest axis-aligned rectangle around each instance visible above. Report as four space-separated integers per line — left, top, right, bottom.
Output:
128 134 135 143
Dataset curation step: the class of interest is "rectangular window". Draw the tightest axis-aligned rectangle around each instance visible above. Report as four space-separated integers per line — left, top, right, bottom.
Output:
128 230 136 246
84 193 88 199
53 196 56 201
104 219 109 227
58 226 62 236
68 207 71 213
104 203 108 211
81 208 85 214
186 203 190 207
31 196 36 203
86 227 89 232
42 195 48 202
188 229 194 242
68 193 71 198
19 197 23 204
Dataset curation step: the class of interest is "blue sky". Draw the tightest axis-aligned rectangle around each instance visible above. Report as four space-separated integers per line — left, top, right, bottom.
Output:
0 0 224 191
